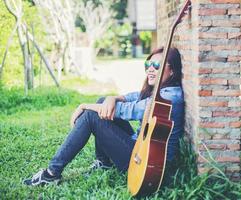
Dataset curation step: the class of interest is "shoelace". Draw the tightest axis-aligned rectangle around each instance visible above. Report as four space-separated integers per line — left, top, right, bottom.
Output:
90 160 102 168
31 169 44 182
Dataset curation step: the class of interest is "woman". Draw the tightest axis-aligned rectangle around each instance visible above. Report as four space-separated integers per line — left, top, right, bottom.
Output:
24 47 184 186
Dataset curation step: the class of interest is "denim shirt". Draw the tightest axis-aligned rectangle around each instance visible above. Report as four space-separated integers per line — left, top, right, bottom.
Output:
114 86 184 161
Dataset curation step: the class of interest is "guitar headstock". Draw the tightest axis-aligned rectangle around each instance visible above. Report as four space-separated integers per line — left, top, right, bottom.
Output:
174 0 191 27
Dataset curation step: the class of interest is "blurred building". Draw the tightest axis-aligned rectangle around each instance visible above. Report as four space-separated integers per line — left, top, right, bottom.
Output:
127 0 158 57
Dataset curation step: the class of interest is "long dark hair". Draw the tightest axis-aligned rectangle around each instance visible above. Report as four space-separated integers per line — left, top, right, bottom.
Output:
139 47 182 100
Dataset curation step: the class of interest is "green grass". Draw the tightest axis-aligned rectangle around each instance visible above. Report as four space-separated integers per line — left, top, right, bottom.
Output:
0 87 240 199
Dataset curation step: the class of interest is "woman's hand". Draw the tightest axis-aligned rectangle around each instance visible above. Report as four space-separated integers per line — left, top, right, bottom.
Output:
70 97 118 128
70 104 86 128
98 96 116 120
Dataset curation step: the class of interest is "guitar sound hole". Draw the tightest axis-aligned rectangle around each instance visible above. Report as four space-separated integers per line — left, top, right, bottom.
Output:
143 123 149 140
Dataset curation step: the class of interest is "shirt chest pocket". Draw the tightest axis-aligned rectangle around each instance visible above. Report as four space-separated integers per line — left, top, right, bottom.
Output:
160 89 184 104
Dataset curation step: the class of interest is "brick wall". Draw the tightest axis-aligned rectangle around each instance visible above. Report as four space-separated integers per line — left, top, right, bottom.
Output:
157 0 241 180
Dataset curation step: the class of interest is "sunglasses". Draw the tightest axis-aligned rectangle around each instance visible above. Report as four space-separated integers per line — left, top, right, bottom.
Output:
144 60 161 70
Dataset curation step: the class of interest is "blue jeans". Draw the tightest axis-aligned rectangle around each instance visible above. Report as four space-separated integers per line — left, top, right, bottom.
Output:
48 98 135 176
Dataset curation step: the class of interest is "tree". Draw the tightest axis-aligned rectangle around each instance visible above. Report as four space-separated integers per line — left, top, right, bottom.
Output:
77 0 114 74
3 0 34 93
33 0 79 80
2 0 59 94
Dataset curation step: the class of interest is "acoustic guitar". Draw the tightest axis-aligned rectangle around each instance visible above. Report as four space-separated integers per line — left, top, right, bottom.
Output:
127 0 191 196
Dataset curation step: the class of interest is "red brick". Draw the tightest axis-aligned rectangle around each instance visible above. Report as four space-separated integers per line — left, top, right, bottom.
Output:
228 101 241 107
213 111 241 117
200 78 227 85
199 90 212 96
199 32 227 39
199 68 212 74
208 144 226 150
199 20 212 26
212 45 241 51
200 122 226 128
199 45 212 51
228 32 241 39
228 8 241 15
228 78 241 85
198 8 227 16
213 67 239 74
227 56 241 62
230 121 241 128
216 156 240 163
212 20 241 27
198 56 227 62
227 144 240 150
212 90 240 97
200 101 228 107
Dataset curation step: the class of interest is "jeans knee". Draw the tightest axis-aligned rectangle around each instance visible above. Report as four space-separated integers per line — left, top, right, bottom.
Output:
84 110 100 122
75 110 98 125
96 97 106 104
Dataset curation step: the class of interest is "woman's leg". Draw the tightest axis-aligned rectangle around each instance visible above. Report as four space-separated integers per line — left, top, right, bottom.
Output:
94 97 135 167
94 118 135 166
89 113 135 172
48 110 135 176
48 111 93 176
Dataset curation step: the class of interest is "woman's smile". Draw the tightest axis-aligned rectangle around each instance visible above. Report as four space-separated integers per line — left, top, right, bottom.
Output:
148 74 156 80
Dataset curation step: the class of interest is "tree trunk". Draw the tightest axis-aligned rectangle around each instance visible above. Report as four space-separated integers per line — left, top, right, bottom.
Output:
17 25 32 94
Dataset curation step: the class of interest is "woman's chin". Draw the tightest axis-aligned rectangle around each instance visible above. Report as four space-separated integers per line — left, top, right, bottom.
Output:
148 80 155 86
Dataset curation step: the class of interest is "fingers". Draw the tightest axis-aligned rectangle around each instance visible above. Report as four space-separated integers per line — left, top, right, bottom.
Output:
110 108 115 120
106 106 114 120
98 105 114 120
99 105 109 120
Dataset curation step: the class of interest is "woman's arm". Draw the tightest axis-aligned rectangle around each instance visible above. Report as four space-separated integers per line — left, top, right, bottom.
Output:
122 92 140 102
99 95 125 120
70 103 102 128
70 95 126 128
114 97 152 121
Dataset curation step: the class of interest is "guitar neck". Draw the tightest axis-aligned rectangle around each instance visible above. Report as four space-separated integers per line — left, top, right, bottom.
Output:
148 0 191 121
153 26 176 101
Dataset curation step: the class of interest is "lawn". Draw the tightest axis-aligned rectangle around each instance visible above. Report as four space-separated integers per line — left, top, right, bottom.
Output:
0 87 240 199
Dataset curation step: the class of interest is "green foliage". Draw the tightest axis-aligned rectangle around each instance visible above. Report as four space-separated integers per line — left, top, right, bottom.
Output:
77 0 127 25
96 22 132 57
0 86 98 115
111 0 128 20
0 87 240 199
139 31 152 54
0 0 48 87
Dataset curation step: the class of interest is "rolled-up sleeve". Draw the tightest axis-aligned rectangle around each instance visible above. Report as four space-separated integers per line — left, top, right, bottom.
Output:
114 97 151 120
123 92 140 102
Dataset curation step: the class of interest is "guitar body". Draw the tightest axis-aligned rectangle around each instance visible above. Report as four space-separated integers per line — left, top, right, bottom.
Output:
128 100 174 196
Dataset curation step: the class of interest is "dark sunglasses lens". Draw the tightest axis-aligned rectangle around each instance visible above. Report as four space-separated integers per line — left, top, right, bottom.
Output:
145 61 160 70
153 61 160 70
